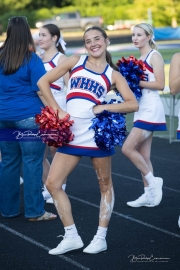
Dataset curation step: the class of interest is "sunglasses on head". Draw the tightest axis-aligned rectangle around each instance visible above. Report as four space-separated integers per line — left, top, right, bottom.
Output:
8 16 28 21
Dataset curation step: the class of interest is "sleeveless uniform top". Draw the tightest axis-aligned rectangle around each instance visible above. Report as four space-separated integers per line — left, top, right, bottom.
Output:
66 55 113 118
57 55 115 157
140 50 160 98
133 50 167 131
43 52 65 94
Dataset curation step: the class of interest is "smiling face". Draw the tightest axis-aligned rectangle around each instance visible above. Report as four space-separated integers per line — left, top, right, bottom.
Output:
39 27 57 50
132 26 151 49
84 29 109 58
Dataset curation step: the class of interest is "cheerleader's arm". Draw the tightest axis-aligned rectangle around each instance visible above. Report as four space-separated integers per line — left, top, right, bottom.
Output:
169 52 180 95
37 55 80 119
93 70 138 114
139 52 165 91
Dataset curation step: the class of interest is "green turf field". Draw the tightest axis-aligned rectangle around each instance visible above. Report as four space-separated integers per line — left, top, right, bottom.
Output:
111 48 180 63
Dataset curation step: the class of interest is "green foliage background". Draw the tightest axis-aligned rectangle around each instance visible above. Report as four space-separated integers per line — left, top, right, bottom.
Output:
0 0 179 30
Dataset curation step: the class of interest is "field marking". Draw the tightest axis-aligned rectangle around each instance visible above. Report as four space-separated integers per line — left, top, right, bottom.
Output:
79 163 180 194
0 223 90 270
151 155 180 164
69 195 180 239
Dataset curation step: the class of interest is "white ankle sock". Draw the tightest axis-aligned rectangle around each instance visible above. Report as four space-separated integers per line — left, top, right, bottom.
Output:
96 226 107 238
64 224 79 239
144 172 156 185
144 187 149 194
62 184 66 191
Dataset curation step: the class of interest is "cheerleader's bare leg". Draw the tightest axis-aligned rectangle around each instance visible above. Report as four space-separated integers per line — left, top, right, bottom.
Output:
138 133 153 187
42 146 67 202
122 127 153 175
122 127 163 207
83 156 114 254
46 152 84 255
49 146 67 190
46 152 80 225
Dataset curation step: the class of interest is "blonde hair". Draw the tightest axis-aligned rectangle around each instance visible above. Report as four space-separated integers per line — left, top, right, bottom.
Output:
134 23 158 50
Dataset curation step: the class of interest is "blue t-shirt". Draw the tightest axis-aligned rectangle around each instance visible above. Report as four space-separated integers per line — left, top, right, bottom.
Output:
0 53 46 121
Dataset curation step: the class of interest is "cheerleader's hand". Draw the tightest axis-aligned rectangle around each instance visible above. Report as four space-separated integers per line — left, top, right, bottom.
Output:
58 110 70 120
93 105 106 115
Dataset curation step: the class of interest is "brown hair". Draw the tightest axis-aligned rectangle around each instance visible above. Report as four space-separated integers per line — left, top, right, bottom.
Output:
83 26 118 71
0 16 35 75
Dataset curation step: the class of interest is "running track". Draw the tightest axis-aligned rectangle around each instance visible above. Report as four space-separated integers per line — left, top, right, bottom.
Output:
0 137 180 270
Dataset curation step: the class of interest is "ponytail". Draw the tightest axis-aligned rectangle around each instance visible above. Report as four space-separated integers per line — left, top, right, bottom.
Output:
149 39 158 50
106 50 119 71
56 43 65 54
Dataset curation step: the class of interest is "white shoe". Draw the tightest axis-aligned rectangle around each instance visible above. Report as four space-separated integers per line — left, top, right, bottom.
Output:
42 189 51 201
49 235 84 255
178 216 180 228
83 235 107 254
127 193 154 207
20 177 24 185
148 177 163 206
46 197 54 204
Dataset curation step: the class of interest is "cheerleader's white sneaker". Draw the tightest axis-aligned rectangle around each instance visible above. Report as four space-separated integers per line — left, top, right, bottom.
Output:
49 235 84 255
83 235 107 254
178 216 180 228
148 177 163 206
127 193 154 207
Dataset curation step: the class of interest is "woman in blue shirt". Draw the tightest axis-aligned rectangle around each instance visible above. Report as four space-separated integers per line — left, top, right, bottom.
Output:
0 16 57 221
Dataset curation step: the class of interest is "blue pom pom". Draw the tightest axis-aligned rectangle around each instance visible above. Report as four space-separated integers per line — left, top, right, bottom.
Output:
116 56 147 101
89 99 127 150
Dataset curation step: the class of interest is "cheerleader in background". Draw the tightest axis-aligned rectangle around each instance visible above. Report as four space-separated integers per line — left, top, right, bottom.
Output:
169 51 180 228
37 26 138 255
38 24 69 204
122 23 166 207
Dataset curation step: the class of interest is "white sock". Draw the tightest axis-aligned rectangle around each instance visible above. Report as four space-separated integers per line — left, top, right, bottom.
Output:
96 226 108 238
64 224 79 239
144 171 156 185
62 184 66 191
144 187 149 194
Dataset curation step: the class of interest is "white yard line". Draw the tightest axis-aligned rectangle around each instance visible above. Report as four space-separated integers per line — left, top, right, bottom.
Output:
79 163 180 194
69 195 180 239
0 223 90 270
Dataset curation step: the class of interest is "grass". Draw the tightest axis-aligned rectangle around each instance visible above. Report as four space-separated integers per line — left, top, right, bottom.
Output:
110 48 180 63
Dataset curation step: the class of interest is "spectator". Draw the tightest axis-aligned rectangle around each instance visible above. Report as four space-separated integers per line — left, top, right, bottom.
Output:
0 16 57 221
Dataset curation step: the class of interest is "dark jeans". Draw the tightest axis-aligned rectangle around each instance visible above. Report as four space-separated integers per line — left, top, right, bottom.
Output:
0 117 45 218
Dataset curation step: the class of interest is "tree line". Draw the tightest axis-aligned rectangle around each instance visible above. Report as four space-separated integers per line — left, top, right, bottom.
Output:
0 0 179 31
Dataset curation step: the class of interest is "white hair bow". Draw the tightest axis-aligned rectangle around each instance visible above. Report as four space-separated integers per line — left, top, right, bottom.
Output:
151 35 156 44
58 37 66 51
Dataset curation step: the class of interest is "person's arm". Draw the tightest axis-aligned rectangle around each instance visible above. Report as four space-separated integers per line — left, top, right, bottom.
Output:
57 54 69 88
139 52 165 91
169 52 180 95
37 91 48 106
93 70 139 115
37 55 80 118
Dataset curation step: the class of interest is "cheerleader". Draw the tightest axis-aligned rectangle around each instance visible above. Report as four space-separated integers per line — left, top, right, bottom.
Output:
169 51 180 228
122 23 166 207
38 24 69 203
37 26 138 255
